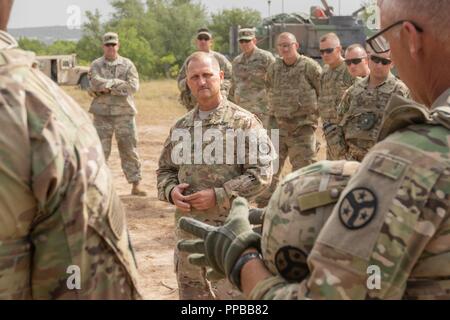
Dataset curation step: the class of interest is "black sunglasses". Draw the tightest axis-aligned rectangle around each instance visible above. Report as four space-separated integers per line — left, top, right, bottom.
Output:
366 20 424 54
345 58 366 66
320 47 335 55
197 36 210 41
105 43 117 47
370 55 392 65
239 39 251 44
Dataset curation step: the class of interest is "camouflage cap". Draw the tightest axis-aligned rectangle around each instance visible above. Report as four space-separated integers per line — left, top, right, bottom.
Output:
238 28 256 41
197 28 212 39
103 32 119 45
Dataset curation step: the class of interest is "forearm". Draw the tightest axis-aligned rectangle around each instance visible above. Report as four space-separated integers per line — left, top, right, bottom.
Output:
240 248 273 297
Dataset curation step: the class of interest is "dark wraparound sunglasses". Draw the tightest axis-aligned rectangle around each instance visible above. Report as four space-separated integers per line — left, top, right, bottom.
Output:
197 36 210 41
105 43 117 47
239 39 251 44
345 58 367 66
370 55 392 65
320 47 335 55
366 20 424 54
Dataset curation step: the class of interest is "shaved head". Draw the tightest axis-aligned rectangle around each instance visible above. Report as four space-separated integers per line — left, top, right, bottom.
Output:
320 33 341 47
278 32 297 44
186 51 220 75
0 0 14 31
379 0 450 44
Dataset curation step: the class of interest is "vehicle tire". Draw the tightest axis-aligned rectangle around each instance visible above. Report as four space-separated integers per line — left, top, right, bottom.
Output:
79 73 90 90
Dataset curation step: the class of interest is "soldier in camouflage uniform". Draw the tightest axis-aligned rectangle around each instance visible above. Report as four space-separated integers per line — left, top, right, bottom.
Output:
328 50 410 161
177 28 232 111
89 32 147 196
318 33 355 160
0 0 140 299
262 32 322 208
157 52 272 299
178 0 450 300
229 28 275 128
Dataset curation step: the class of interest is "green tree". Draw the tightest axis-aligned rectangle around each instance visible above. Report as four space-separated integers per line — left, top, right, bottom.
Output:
75 9 104 65
17 38 47 55
47 40 77 55
208 8 262 53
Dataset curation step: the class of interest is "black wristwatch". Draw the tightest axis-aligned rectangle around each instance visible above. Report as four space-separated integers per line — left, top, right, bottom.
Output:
229 251 262 291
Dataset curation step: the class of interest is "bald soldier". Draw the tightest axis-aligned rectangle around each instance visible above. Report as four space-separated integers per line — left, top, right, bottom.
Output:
229 28 275 128
157 52 272 299
329 50 410 161
89 32 147 196
261 32 322 207
178 0 450 300
177 28 232 111
0 0 140 299
318 33 355 160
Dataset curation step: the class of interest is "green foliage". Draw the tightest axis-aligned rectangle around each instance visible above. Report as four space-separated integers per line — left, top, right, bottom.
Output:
17 38 48 55
208 8 262 53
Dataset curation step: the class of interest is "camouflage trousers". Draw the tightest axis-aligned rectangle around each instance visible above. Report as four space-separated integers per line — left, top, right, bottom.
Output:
93 114 142 183
256 116 318 207
174 222 242 300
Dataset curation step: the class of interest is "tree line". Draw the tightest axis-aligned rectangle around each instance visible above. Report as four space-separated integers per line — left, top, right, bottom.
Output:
18 0 262 79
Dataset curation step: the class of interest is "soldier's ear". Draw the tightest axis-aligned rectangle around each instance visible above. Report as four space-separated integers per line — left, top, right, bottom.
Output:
219 70 224 80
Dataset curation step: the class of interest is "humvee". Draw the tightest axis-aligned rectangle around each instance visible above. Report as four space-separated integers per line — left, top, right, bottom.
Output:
36 54 90 90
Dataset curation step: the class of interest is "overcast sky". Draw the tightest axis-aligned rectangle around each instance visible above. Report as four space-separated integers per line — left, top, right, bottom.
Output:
9 0 363 29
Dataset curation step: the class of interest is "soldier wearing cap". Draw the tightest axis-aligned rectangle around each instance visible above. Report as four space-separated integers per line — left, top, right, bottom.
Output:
177 28 232 111
88 32 147 196
230 28 275 128
0 0 141 299
229 28 275 207
318 33 355 160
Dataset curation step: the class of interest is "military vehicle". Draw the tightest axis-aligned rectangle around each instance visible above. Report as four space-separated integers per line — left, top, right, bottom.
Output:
230 0 376 60
36 54 90 90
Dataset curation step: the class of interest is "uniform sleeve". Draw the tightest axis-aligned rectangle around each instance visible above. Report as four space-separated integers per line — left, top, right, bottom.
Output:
219 55 233 96
88 61 109 92
156 131 180 203
110 61 139 96
305 60 322 97
177 60 188 93
250 141 450 300
337 87 352 118
214 118 273 210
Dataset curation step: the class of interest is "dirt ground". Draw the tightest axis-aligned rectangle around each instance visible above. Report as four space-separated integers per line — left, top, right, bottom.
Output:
64 80 325 300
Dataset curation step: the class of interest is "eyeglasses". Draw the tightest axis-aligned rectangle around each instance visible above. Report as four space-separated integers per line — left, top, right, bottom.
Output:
320 47 335 55
239 39 251 44
277 43 294 49
366 20 423 54
197 36 211 41
370 55 392 65
104 43 117 47
345 57 366 66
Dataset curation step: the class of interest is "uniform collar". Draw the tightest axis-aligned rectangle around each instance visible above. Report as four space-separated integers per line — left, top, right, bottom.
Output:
431 88 450 110
361 72 395 89
184 98 229 126
0 30 18 50
102 55 124 66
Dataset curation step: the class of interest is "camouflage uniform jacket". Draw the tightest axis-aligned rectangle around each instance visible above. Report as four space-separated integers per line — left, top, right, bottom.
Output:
0 31 141 299
338 73 410 161
318 61 354 125
230 47 275 114
266 55 322 125
88 55 139 116
250 90 450 300
156 98 273 224
177 50 232 110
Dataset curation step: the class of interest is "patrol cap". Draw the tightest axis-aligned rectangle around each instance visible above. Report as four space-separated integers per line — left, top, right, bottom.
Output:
103 32 119 45
197 28 212 40
238 28 256 41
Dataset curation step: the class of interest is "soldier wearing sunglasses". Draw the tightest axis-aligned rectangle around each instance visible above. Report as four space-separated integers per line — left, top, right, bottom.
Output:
328 49 410 161
317 33 355 160
177 28 232 111
344 44 370 78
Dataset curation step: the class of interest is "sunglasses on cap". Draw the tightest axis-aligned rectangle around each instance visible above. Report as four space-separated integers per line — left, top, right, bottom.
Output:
345 57 366 66
370 55 392 65
239 39 251 44
320 47 335 55
197 35 210 41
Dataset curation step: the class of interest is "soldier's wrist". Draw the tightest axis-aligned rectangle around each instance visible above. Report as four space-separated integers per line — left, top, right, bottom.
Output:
165 183 178 204
229 249 262 291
